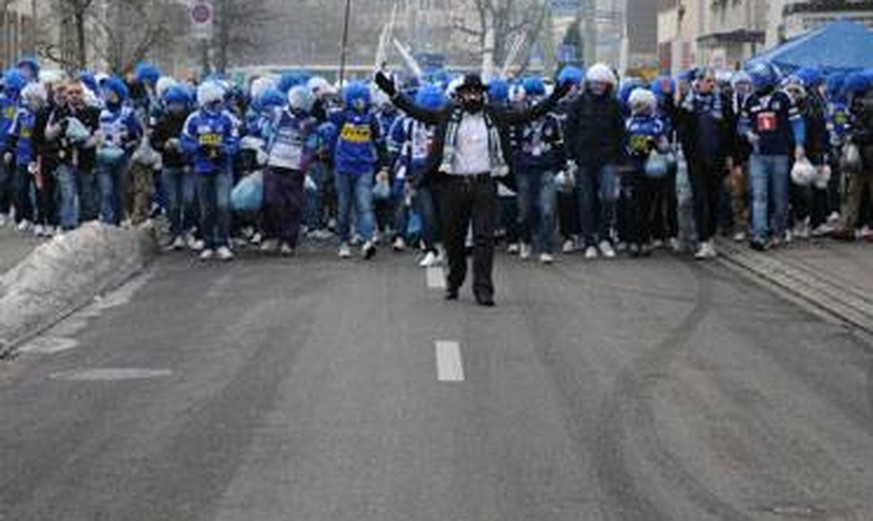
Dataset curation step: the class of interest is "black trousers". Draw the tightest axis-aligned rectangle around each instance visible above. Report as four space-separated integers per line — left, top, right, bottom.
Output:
438 174 497 299
688 155 722 242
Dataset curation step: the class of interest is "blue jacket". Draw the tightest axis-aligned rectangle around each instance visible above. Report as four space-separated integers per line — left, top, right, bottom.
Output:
740 90 805 156
181 109 240 175
626 114 667 169
329 109 386 175
0 93 19 145
512 107 565 172
828 100 851 147
6 105 38 166
388 116 438 183
98 104 143 154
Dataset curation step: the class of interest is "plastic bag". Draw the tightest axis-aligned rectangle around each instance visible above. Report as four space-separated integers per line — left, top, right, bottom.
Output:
65 117 91 143
790 157 816 186
373 176 391 201
231 170 264 212
555 171 575 193
841 142 862 175
813 164 832 190
644 151 669 179
96 146 125 167
131 136 159 167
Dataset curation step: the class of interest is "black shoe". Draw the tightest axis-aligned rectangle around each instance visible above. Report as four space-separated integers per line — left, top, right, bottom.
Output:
474 293 495 307
749 238 767 252
445 288 459 301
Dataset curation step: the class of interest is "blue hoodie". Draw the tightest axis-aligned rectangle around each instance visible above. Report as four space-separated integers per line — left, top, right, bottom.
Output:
329 108 385 175
626 113 666 169
181 108 240 175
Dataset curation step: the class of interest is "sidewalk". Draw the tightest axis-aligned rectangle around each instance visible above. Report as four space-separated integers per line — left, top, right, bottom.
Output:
718 238 873 335
0 226 44 275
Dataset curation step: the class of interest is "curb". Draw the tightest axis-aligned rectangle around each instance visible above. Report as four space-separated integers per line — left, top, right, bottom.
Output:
0 222 160 358
716 239 873 335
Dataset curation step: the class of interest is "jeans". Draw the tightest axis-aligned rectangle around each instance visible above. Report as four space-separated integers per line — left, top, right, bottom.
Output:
749 154 790 241
303 161 328 229
576 163 618 246
162 166 196 237
197 168 233 249
96 158 131 225
55 164 79 230
12 164 34 223
335 170 375 244
77 167 99 223
0 161 10 215
516 168 557 254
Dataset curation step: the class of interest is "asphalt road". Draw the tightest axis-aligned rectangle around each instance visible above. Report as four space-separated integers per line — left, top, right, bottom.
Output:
2 248 873 521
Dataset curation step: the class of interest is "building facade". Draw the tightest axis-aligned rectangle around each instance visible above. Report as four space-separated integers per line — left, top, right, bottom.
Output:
0 0 37 70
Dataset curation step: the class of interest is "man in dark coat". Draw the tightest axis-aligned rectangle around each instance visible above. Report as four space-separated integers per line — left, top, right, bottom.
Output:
374 72 570 306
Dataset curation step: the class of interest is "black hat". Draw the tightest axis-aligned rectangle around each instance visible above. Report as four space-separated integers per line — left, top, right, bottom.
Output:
457 74 488 93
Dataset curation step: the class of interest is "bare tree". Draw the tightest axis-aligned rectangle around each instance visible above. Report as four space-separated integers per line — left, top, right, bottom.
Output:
96 0 177 74
34 0 95 71
453 0 551 79
213 0 276 74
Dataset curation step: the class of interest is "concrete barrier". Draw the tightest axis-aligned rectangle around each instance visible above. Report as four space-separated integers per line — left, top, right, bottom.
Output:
0 222 160 357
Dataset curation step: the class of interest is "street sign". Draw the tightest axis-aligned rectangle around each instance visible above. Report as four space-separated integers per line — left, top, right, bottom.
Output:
191 0 213 40
550 0 582 16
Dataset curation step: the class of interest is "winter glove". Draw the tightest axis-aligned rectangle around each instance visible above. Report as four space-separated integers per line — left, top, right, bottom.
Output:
553 80 573 100
375 72 397 98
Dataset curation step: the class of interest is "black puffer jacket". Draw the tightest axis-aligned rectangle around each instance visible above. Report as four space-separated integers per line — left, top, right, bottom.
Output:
564 89 626 167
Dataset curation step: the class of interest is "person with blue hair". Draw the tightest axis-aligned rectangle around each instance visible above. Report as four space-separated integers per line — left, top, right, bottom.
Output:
182 81 240 261
832 70 873 240
153 85 196 250
16 58 39 83
512 75 564 264
328 80 388 260
0 69 25 227
387 83 446 266
94 76 143 225
739 60 806 250
260 86 327 256
4 82 47 233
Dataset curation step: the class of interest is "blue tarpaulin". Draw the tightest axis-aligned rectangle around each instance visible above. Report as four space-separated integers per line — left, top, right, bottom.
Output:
749 20 873 74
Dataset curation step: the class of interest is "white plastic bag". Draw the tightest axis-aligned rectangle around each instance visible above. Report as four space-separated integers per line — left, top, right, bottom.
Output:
644 151 669 179
231 170 264 212
791 157 816 186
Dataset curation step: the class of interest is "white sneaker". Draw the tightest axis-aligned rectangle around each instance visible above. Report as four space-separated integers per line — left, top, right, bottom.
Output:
279 243 294 256
733 231 747 243
669 237 681 252
507 243 520 254
260 239 279 253
188 236 205 251
562 239 576 254
392 237 406 251
519 243 532 260
694 240 716 260
199 248 215 261
216 246 234 261
811 223 834 237
539 253 555 264
651 239 664 249
598 240 616 259
250 232 263 246
32 224 45 237
419 251 438 268
584 246 599 260
171 235 186 250
362 240 377 260
339 243 352 258
16 219 32 233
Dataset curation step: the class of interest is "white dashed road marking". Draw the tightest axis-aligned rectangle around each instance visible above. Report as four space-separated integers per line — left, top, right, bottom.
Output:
435 341 464 382
49 368 173 382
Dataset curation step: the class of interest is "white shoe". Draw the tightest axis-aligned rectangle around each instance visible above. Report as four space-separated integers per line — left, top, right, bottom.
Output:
584 246 599 260
733 231 747 243
615 241 628 253
519 243 532 260
171 235 186 250
811 223 834 237
669 237 681 252
16 219 32 233
260 239 279 253
392 237 406 251
539 253 554 264
188 236 205 251
362 240 377 260
279 243 294 256
562 239 576 254
32 224 45 237
507 243 520 254
339 243 352 258
216 246 234 261
598 240 616 259
694 240 716 260
250 232 263 246
651 239 664 249
199 248 215 261
419 251 438 268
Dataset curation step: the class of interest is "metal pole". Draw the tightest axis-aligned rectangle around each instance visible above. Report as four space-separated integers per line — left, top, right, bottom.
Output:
338 0 352 86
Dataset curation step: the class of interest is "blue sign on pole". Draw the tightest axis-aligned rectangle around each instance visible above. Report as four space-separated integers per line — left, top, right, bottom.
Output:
550 0 582 16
